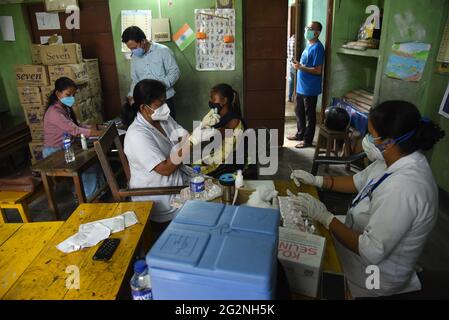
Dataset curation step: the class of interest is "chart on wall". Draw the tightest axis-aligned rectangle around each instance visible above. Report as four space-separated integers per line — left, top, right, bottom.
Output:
385 42 431 82
194 9 235 71
121 10 152 53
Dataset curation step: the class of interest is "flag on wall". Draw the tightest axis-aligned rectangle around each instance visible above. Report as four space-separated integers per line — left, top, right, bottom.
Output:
173 23 195 51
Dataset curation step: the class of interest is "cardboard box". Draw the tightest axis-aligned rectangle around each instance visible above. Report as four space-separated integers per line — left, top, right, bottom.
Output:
40 86 54 105
40 43 83 65
88 78 102 97
31 44 42 65
278 227 326 298
22 103 46 126
76 83 91 102
29 123 44 142
29 142 44 163
48 63 89 84
17 87 43 105
15 65 49 87
84 58 100 80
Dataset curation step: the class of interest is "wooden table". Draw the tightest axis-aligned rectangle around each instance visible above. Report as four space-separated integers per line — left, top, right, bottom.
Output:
2 202 153 300
32 147 101 220
0 222 64 299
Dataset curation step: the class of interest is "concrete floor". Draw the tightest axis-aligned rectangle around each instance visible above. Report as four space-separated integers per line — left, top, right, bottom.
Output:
1 106 448 299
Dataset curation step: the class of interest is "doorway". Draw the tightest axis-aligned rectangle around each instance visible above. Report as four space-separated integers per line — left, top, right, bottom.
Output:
283 0 329 148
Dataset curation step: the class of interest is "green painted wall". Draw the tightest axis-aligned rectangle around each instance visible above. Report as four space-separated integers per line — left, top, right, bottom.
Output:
376 0 449 192
0 4 32 119
108 0 243 131
329 0 449 192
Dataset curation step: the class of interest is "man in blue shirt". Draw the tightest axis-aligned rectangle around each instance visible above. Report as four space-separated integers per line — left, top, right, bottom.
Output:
122 26 180 119
287 21 325 148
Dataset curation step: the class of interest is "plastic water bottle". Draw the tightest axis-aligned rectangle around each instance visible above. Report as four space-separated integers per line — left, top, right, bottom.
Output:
80 133 88 150
130 260 153 300
63 133 75 163
190 166 206 200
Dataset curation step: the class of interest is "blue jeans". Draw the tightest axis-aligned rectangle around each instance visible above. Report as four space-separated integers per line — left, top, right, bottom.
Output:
43 147 104 199
288 63 297 101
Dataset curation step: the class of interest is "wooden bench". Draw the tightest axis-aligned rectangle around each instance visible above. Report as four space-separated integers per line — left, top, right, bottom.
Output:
0 188 43 223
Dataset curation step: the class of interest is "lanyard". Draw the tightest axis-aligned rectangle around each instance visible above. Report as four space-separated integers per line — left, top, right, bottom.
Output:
351 173 392 208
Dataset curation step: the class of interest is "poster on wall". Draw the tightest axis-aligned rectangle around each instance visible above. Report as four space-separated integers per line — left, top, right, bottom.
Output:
121 10 152 53
385 42 431 82
439 84 449 119
195 9 235 71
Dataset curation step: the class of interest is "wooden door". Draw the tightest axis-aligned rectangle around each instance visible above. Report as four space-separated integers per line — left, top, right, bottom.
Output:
243 0 289 146
26 0 120 121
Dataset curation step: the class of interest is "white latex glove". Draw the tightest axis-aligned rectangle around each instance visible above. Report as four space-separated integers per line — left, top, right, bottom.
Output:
295 193 335 229
291 170 324 188
189 127 219 145
201 109 221 128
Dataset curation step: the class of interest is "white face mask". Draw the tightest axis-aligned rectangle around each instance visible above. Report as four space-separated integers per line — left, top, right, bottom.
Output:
150 103 170 121
362 135 384 162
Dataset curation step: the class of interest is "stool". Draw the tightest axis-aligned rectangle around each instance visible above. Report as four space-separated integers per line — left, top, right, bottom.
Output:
0 188 43 223
314 124 352 172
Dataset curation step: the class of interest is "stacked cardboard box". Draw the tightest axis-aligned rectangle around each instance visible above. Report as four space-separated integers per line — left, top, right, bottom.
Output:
15 43 103 163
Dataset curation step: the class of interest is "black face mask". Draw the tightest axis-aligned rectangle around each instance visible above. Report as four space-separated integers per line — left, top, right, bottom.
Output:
209 101 222 110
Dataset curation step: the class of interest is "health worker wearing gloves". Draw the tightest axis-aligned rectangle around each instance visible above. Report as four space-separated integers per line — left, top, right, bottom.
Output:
291 100 445 298
123 79 192 224
190 84 246 177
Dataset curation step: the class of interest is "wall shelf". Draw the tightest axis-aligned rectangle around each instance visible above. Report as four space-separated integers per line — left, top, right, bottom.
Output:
336 47 380 58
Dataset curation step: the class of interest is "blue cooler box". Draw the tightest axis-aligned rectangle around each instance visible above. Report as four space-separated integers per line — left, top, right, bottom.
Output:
146 201 280 300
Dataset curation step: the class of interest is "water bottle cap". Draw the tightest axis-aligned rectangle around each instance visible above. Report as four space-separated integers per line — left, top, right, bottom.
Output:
134 260 147 274
193 166 201 174
219 173 235 186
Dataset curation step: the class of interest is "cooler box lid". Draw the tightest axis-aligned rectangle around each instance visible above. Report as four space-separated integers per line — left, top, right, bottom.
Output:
147 201 280 291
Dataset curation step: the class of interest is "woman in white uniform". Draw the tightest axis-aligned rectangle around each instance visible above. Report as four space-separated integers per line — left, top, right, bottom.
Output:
123 79 192 224
291 101 445 298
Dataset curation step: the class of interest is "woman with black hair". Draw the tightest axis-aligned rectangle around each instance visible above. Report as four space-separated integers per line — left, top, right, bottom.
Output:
43 77 104 199
192 83 246 176
123 79 192 223
291 100 445 298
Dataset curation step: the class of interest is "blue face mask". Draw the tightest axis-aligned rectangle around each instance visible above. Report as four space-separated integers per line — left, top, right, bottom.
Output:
60 96 75 108
367 128 417 152
304 29 316 41
132 47 145 58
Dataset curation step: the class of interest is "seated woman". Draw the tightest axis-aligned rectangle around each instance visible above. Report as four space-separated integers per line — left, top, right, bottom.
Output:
193 84 246 177
43 77 104 199
123 79 192 224
291 100 445 298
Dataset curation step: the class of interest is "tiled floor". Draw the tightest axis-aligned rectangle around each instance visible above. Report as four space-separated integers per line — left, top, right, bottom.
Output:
1 112 448 299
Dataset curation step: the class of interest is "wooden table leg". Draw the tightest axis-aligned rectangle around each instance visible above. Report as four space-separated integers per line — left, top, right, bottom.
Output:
41 173 59 220
73 174 86 204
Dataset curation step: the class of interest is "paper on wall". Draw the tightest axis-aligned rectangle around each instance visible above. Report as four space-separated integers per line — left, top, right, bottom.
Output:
439 84 449 119
0 16 15 41
40 35 63 44
36 12 61 30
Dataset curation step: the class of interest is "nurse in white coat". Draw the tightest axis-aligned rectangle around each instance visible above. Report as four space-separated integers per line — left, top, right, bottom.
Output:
124 79 192 224
291 100 445 298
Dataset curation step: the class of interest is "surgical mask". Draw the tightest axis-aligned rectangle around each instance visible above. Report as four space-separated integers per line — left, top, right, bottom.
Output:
304 30 316 41
362 129 417 162
362 135 384 162
150 103 170 121
209 101 222 110
60 96 75 108
132 47 145 58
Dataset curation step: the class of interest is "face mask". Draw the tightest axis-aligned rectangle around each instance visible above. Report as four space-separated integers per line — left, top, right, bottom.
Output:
132 47 145 58
150 103 170 121
209 101 222 110
305 30 316 41
60 96 75 108
362 129 417 162
362 135 384 162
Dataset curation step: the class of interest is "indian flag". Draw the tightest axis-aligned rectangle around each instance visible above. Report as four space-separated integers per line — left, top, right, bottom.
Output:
173 23 196 51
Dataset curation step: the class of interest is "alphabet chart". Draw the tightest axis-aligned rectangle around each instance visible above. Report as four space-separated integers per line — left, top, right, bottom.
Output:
194 9 235 71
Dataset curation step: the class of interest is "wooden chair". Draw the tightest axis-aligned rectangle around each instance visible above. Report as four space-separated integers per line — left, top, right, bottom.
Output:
93 124 185 202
